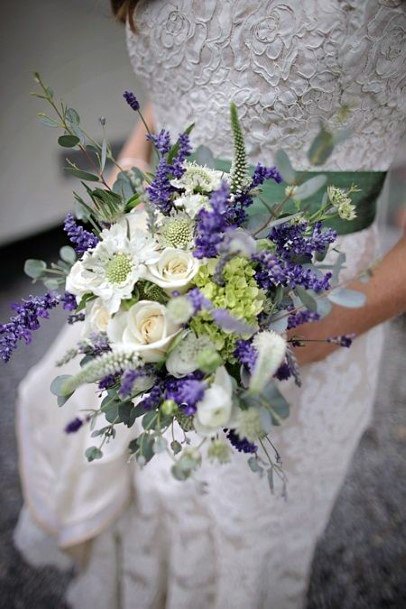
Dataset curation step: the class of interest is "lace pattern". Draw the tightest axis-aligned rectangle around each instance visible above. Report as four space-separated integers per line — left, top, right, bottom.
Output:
127 0 406 170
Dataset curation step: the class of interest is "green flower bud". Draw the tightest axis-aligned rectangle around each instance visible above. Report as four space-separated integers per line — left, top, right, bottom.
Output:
161 399 177 416
196 348 223 373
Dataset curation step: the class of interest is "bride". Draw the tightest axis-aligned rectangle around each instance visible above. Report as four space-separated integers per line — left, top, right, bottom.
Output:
14 1 406 608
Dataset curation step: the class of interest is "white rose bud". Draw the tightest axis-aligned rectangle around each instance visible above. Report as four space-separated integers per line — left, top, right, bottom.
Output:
65 260 88 303
107 300 180 362
83 298 111 336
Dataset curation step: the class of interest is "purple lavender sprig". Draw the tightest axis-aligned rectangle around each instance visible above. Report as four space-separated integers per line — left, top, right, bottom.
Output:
63 213 99 255
250 163 282 189
0 293 61 362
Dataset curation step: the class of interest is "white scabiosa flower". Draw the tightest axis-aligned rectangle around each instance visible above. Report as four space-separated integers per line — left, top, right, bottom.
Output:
77 223 159 314
145 248 200 293
249 330 287 394
170 161 231 194
173 194 210 218
158 214 195 248
107 300 180 363
194 366 237 437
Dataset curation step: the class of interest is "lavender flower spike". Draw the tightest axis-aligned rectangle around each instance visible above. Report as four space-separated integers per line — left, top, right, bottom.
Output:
63 213 99 255
123 90 140 112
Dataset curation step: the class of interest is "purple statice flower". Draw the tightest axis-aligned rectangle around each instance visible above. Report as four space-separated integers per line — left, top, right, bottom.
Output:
68 313 86 324
147 158 174 215
138 384 164 411
63 213 99 255
123 90 140 112
287 309 320 330
0 293 61 362
253 251 332 293
226 429 258 454
165 378 205 415
194 182 230 259
250 163 282 189
65 416 86 434
147 129 171 155
98 373 119 391
224 191 253 227
269 220 336 262
61 292 77 311
119 365 156 398
171 132 192 178
234 339 258 373
186 288 212 313
327 333 355 348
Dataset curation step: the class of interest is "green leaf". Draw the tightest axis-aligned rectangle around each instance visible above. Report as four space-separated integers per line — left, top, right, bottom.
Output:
58 135 80 148
66 167 100 182
316 297 332 318
85 446 103 462
328 288 366 308
118 401 135 427
153 436 168 454
142 411 158 431
248 456 263 475
59 246 76 265
43 278 63 290
101 400 119 424
65 107 80 126
24 259 47 279
294 286 318 313
101 138 107 172
275 149 296 184
170 440 182 455
262 384 290 426
294 175 327 200
37 113 59 128
50 375 73 399
307 124 334 166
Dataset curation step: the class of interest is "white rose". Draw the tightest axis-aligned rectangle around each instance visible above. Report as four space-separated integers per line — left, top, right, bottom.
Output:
173 194 209 218
107 300 180 362
83 298 111 336
145 248 200 293
194 367 237 437
65 260 88 302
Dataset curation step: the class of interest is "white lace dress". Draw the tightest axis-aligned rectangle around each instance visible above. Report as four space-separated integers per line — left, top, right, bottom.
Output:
14 2 406 608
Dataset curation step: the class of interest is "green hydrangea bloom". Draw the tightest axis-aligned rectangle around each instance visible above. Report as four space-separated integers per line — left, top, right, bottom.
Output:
190 257 265 361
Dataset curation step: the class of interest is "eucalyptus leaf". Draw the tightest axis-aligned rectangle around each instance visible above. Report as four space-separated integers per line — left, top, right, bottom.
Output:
118 401 135 427
85 446 103 462
59 246 76 265
24 259 47 279
262 383 290 426
275 149 296 184
316 297 332 318
248 456 263 475
58 135 80 148
43 278 63 290
328 288 366 308
268 314 289 333
294 175 327 200
37 114 59 128
101 138 107 172
65 107 80 126
294 286 318 313
66 167 100 182
50 375 73 397
153 436 168 454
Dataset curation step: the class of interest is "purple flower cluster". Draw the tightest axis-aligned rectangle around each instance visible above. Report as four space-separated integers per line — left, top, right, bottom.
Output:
138 385 164 411
166 377 205 415
0 293 61 362
147 131 192 215
234 339 258 372
270 221 336 262
98 373 119 391
147 129 171 155
119 365 156 398
187 288 212 313
61 292 77 311
78 333 111 358
254 251 332 293
194 182 230 258
250 163 282 189
63 213 99 255
287 309 320 330
123 90 140 112
226 429 258 454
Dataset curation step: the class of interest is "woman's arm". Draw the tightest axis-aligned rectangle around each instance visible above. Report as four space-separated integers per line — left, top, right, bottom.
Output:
289 234 406 365
107 101 155 187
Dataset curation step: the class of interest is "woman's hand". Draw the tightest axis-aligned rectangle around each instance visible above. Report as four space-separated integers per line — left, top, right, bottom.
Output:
288 234 406 366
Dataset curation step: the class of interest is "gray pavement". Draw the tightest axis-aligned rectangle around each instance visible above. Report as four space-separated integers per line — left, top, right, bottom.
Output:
0 235 405 609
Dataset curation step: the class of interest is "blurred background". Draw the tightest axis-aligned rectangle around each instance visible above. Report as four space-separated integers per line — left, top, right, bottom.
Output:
0 1 405 608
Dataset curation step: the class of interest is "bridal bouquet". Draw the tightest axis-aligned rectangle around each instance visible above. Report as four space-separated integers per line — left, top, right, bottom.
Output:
1 75 363 489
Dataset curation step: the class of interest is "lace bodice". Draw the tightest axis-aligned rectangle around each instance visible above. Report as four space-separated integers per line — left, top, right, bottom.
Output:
127 0 406 170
